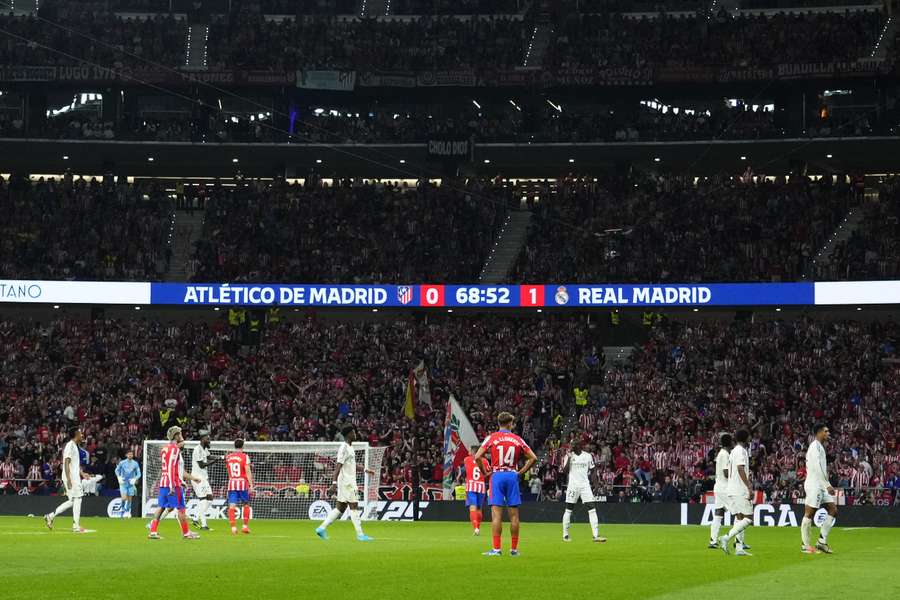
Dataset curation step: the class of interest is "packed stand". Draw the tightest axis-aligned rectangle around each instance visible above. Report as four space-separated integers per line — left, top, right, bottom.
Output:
0 174 173 281
190 177 505 284
536 318 900 505
0 9 187 69
820 177 900 281
0 315 591 494
549 11 883 69
206 15 529 71
514 173 855 283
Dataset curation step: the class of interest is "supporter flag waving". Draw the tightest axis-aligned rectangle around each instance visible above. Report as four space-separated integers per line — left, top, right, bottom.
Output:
442 394 479 499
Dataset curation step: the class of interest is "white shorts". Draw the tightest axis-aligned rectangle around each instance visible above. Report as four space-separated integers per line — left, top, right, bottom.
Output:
192 478 212 498
726 494 752 517
804 481 835 509
713 487 727 510
336 481 359 504
565 484 596 504
66 482 84 500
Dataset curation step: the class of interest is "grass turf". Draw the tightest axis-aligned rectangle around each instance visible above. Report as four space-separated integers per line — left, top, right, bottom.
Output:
1 517 897 599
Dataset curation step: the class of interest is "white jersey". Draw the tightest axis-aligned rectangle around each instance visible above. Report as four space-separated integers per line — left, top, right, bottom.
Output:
805 439 829 490
192 445 210 479
726 444 750 496
714 449 730 491
62 440 81 486
336 443 356 486
566 452 595 488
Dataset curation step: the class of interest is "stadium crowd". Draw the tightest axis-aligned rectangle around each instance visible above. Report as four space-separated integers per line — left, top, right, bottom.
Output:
206 15 530 71
0 9 186 68
0 314 593 495
536 317 900 506
0 174 173 281
817 176 900 281
189 177 505 283
514 172 857 283
549 10 883 69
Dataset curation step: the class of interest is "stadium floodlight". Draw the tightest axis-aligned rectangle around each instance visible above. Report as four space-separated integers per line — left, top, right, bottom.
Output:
232 158 239 163
62 155 69 160
147 157 154 162
826 154 833 158
654 157 661 162
568 158 575 163
142 440 386 521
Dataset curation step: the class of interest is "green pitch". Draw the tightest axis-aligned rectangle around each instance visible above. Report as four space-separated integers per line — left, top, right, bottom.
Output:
1 517 898 599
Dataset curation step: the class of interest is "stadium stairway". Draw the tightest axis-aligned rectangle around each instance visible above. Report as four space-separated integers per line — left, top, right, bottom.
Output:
522 23 552 68
359 0 390 17
184 24 209 71
479 210 532 283
166 210 205 281
807 198 869 279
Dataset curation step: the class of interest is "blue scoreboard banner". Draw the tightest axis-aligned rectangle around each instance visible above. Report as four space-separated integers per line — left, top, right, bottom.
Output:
2 280 899 307
150 282 817 307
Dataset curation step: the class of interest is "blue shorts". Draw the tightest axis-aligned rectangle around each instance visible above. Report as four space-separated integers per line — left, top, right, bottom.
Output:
158 487 185 510
489 471 521 507
228 490 250 505
465 491 485 508
121 484 137 498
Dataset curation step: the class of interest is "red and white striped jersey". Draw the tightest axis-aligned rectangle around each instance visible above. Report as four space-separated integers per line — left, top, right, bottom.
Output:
0 462 15 479
225 452 251 491
158 442 183 489
464 456 488 494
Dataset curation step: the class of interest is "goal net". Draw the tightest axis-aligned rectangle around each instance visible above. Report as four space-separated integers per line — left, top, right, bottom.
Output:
141 441 386 521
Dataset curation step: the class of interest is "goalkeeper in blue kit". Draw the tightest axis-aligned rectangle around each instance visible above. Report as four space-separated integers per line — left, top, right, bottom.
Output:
116 450 141 518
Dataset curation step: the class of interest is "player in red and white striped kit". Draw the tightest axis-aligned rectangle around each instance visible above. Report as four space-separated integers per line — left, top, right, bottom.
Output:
225 439 255 535
463 446 490 536
148 426 201 540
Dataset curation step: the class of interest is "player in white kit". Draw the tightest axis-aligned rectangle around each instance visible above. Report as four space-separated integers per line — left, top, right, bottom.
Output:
45 427 90 533
718 429 753 556
561 440 606 543
801 423 837 554
709 433 733 548
190 431 222 530
314 426 376 542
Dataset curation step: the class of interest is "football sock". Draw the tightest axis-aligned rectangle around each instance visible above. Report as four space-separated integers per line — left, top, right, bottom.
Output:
588 509 599 538
150 519 159 534
228 506 237 529
511 536 519 551
726 517 752 540
470 511 479 530
53 499 73 517
349 510 364 536
711 515 723 542
242 505 250 526
178 511 189 535
820 515 835 542
476 510 482 529
321 508 341 529
72 498 82 528
492 535 501 551
563 509 572 537
199 500 209 527
801 516 812 547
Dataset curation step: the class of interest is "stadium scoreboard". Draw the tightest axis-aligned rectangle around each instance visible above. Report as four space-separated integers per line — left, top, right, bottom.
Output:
2 281 900 307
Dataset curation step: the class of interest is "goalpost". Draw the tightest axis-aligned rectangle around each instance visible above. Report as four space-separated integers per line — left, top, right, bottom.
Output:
141 440 386 521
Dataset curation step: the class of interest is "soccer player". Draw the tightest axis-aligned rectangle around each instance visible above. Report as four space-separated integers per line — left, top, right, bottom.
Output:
45 426 90 533
148 426 201 540
473 411 537 557
225 438 255 535
561 439 606 543
802 423 837 554
718 429 753 556
115 449 141 519
710 434 730 547
191 431 221 530
464 445 489 536
315 426 376 542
